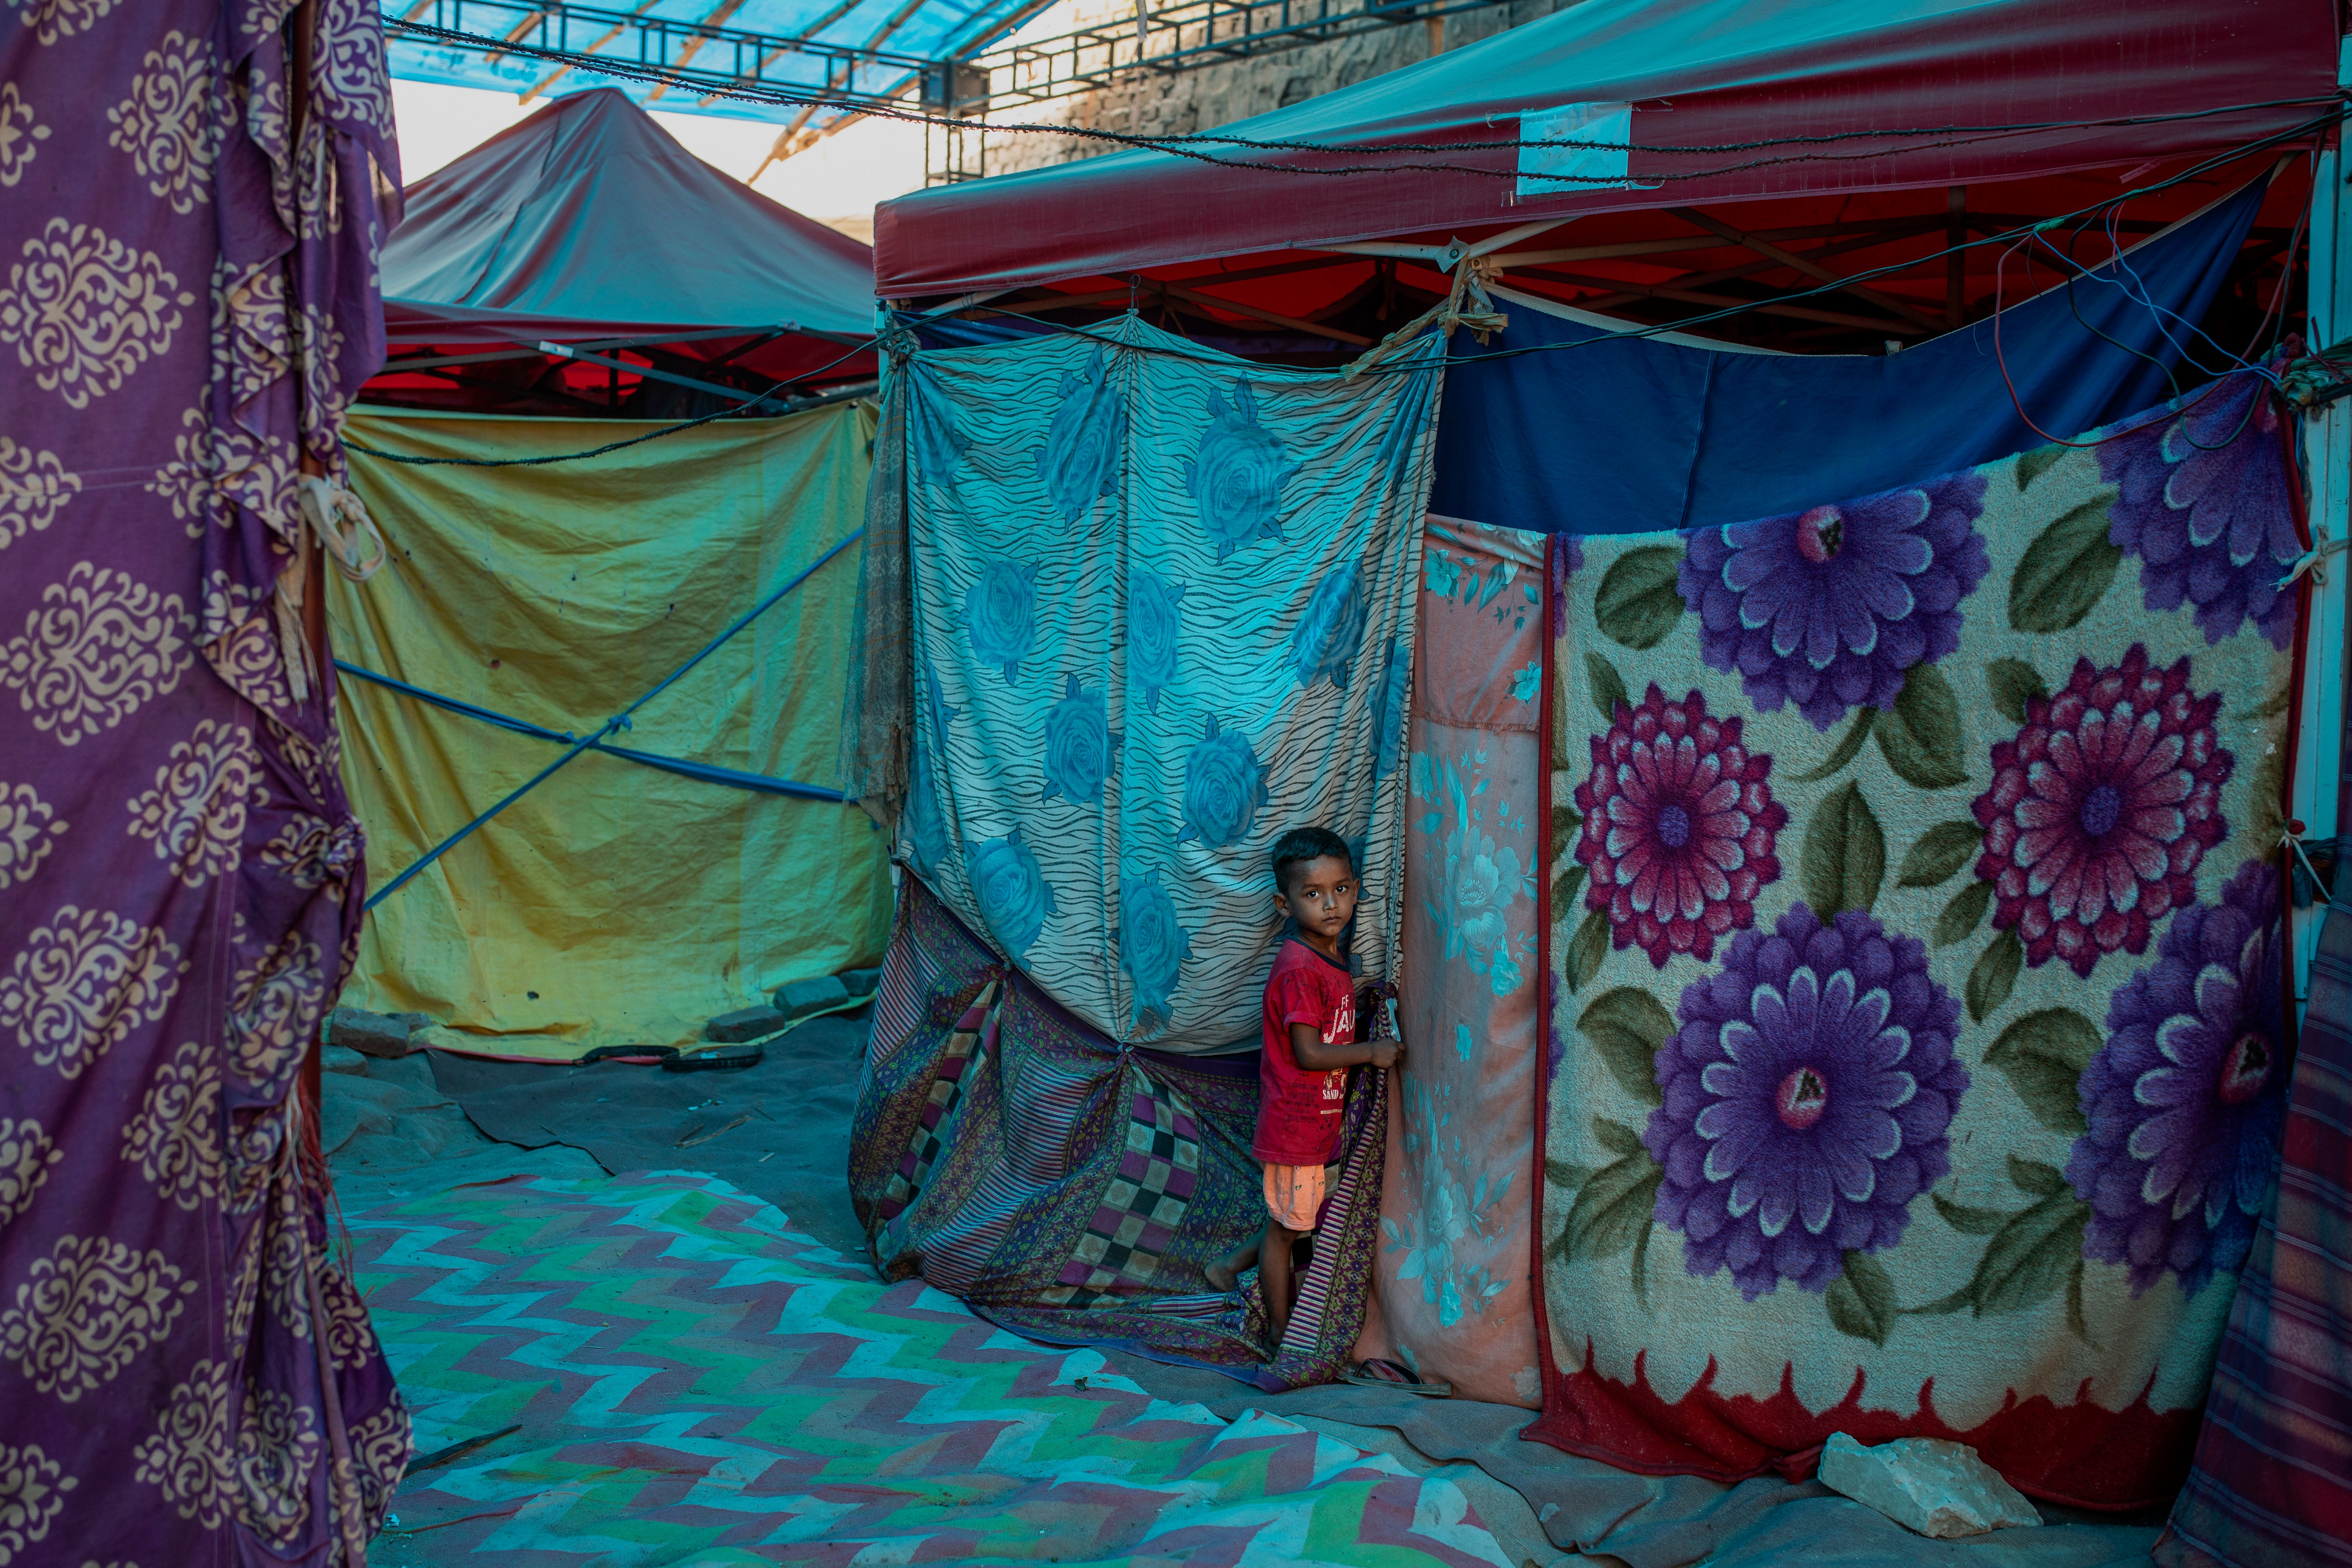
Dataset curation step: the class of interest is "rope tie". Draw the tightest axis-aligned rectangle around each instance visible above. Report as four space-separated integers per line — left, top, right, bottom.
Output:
2284 818 2329 895
2278 332 2352 409
295 475 389 582
2278 530 2348 589
1342 255 1507 381
272 543 315 705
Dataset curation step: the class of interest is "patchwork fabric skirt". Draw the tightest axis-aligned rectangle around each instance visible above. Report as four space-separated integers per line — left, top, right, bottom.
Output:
850 877 1387 1389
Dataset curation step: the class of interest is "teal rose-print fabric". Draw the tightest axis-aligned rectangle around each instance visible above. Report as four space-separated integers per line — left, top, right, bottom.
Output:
900 316 1439 1049
1533 371 2300 1510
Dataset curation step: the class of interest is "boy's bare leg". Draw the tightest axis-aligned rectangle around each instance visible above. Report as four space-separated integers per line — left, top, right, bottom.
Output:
1259 1218 1300 1351
1207 1237 1258 1294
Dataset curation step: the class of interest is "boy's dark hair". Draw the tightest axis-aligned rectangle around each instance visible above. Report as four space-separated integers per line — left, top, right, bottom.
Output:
1270 827 1354 898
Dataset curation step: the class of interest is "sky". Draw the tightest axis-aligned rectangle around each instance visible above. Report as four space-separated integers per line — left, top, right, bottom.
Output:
390 78 931 224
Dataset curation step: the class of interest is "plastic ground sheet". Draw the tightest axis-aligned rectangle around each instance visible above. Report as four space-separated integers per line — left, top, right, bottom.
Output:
351 1170 1513 1565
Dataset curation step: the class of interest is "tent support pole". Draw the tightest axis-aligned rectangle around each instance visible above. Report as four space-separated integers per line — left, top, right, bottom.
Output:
1947 186 1967 327
2296 79 2352 1012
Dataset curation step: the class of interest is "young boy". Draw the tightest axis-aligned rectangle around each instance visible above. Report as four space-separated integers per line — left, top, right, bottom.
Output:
1208 827 1401 1350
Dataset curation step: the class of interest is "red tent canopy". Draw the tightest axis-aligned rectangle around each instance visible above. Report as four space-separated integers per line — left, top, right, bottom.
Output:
875 0 2337 301
374 88 878 408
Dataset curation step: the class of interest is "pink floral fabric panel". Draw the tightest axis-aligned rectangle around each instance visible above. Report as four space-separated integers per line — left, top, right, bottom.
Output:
0 2 407 1561
1356 516 1546 1406
1533 372 2300 1507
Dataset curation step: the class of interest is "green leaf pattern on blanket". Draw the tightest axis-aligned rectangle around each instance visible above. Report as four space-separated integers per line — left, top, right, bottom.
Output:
2008 496 2123 633
1911 1158 2093 1335
1933 879 1992 947
1897 820 1982 887
1826 1250 1898 1345
1580 988 1672 1106
1799 781 1884 917
1873 663 1968 788
1586 650 1629 723
1593 546 1684 650
1984 1009 2104 1135
1966 928 2024 1022
1547 424 2296 1374
1564 908 1610 994
1983 656 2048 723
1550 1116 1663 1266
1795 706 1875 782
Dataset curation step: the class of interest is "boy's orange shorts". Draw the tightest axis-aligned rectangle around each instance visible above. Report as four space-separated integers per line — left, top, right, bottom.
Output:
1262 1163 1327 1232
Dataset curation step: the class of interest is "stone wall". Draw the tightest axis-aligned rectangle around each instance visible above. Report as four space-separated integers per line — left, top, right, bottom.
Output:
977 0 1577 178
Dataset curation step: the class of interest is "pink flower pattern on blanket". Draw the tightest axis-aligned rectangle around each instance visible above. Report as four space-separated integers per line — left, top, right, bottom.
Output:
1573 687 1787 967
1970 644 2231 978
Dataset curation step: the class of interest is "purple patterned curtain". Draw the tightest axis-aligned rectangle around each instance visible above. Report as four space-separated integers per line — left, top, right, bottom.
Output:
0 1 407 1559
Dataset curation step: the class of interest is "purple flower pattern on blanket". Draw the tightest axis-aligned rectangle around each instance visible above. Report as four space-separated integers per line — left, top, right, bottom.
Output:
2098 367 2299 650
2067 859 2287 1297
1680 474 1989 731
1646 904 1968 1299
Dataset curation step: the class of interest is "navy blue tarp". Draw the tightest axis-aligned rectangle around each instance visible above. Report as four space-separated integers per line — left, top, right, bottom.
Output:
1430 180 2266 535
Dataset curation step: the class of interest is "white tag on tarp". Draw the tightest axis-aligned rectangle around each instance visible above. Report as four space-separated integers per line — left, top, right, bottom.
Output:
1517 101 1636 197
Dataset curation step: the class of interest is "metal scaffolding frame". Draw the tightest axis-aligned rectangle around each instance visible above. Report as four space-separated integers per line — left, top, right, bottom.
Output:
390 1 943 112
966 0 1504 114
387 0 1522 187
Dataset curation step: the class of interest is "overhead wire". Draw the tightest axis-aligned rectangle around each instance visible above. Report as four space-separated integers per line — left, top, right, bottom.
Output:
386 19 2332 182
338 103 2338 467
1427 107 2341 378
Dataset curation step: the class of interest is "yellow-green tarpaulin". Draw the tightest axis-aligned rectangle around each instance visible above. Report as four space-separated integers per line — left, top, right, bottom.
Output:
329 404 889 1058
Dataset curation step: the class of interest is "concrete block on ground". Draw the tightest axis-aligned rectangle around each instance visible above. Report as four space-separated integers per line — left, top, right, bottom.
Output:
1817 1432 2041 1539
706 1004 789 1043
775 975 851 1020
329 1006 423 1058
841 968 882 998
322 1045 369 1076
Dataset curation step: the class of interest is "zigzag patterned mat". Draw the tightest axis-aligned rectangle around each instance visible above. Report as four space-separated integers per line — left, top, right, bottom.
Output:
352 1170 1513 1565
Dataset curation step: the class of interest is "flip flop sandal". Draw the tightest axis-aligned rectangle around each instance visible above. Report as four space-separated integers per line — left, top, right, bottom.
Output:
663 1042 765 1072
579 1045 679 1066
1338 1358 1452 1397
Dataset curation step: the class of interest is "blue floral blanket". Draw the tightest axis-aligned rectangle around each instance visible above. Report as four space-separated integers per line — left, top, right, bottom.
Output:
896 315 1440 1048
1533 370 2302 1510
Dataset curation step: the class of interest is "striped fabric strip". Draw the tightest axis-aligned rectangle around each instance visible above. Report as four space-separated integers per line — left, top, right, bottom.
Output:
2157 897 2352 1567
1278 1065 1388 1357
865 892 938 1072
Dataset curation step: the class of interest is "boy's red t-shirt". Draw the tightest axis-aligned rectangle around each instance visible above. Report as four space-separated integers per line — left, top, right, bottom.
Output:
1253 936 1356 1166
